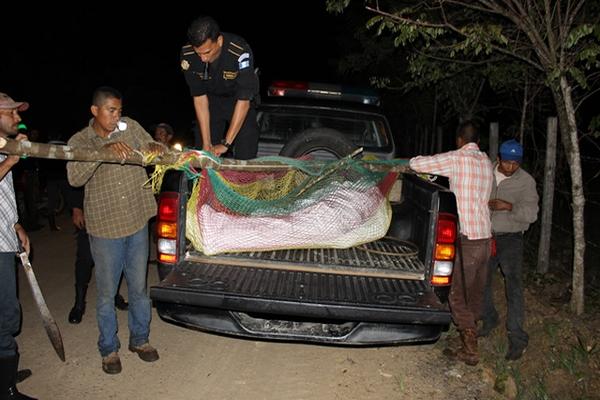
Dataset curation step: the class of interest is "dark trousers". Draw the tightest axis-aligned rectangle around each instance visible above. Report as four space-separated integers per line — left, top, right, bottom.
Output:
0 253 20 358
482 232 528 346
75 228 94 286
449 237 491 331
208 98 259 160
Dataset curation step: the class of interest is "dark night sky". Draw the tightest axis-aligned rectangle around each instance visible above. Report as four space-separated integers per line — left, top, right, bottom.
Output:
1 4 347 144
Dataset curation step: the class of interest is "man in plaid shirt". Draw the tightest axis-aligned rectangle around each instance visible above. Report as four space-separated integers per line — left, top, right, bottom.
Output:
410 121 493 366
67 87 165 375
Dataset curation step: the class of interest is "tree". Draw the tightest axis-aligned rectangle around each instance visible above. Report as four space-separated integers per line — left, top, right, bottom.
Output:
327 0 600 314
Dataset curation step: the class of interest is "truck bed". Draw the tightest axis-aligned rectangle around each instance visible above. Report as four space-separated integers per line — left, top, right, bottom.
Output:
183 236 425 280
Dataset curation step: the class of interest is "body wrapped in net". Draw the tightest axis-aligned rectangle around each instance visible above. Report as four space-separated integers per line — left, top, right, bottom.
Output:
182 156 401 255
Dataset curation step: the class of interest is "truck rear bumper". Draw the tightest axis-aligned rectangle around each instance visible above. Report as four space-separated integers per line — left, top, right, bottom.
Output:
155 302 446 345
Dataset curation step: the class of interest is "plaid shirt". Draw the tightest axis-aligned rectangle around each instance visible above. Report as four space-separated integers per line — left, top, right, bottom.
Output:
409 143 493 240
67 117 157 239
0 155 19 252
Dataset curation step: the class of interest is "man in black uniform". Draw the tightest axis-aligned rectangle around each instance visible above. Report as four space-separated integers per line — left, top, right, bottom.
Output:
181 15 259 160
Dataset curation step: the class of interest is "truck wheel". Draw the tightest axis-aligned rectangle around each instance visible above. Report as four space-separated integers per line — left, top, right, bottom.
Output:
279 128 357 159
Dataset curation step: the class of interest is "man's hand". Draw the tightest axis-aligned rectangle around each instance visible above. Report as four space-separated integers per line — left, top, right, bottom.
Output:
72 208 85 229
15 223 30 255
5 133 28 166
104 141 133 159
146 142 166 156
489 199 513 211
212 144 228 157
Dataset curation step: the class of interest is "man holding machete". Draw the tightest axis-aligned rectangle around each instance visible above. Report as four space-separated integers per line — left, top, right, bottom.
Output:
0 92 36 400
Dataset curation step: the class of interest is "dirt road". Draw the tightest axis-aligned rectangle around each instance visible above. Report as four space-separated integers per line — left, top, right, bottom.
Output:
16 214 500 400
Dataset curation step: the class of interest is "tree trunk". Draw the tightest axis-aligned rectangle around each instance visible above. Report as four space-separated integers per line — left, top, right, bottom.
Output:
555 77 586 315
0 137 406 174
537 117 557 274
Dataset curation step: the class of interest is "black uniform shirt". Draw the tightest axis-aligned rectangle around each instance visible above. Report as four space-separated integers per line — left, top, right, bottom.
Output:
181 32 258 101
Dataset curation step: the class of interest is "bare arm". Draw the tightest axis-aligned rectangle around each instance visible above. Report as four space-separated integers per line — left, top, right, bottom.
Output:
212 99 250 157
0 133 27 181
15 223 30 255
193 95 211 152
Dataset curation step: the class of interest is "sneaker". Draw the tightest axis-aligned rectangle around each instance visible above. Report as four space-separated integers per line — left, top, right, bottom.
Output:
505 342 527 361
114 294 129 311
128 343 159 362
102 352 122 374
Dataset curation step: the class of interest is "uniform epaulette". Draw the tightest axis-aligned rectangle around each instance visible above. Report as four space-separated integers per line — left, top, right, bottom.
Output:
227 41 245 57
181 44 195 56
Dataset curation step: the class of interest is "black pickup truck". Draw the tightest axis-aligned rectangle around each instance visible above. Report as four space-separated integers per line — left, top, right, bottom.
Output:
150 82 458 345
149 168 458 345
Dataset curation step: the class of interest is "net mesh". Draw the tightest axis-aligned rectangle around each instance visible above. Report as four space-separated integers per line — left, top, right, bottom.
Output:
152 151 407 255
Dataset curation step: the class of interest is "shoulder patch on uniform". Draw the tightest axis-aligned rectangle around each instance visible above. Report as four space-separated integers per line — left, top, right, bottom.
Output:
181 59 190 71
238 52 251 70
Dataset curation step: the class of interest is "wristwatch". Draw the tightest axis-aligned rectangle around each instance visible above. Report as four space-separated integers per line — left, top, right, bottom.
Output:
220 138 232 148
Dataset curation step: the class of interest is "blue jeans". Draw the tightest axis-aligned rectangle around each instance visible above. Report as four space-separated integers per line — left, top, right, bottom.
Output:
89 225 151 357
482 232 528 347
0 253 20 358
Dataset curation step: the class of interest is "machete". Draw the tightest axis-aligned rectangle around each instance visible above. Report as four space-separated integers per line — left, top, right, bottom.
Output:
17 248 66 362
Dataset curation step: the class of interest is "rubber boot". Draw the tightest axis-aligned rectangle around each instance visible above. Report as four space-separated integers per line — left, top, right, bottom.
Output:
457 328 479 366
68 284 87 324
0 354 37 400
442 334 461 359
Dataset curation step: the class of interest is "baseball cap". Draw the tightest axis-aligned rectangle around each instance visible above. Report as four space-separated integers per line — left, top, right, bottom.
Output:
499 139 523 162
0 92 29 112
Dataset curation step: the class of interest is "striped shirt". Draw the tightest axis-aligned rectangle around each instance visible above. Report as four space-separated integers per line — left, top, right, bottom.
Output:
66 117 157 239
409 143 493 240
0 154 19 252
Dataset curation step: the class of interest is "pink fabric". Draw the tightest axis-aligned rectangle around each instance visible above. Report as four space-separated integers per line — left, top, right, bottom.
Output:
410 143 493 240
196 184 389 255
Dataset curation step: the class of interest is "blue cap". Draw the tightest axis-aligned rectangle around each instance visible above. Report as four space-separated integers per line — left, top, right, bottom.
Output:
499 139 523 162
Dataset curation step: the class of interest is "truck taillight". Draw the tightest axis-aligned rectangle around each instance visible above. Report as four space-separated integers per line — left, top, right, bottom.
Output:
157 192 180 264
431 213 457 287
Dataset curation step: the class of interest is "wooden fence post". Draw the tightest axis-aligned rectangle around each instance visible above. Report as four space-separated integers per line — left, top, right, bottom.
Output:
489 122 499 161
537 117 558 274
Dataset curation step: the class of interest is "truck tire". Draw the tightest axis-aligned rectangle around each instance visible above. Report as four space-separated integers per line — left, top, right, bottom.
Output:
279 128 357 159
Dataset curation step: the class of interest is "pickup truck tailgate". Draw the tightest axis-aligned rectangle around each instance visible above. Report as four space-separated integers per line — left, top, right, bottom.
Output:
151 239 449 325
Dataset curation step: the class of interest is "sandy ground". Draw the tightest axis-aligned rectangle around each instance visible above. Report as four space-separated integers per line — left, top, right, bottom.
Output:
15 213 501 400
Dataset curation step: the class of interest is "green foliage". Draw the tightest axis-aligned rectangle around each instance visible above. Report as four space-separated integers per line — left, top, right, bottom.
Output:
587 115 600 139
577 43 600 69
327 0 600 114
325 0 351 14
566 25 594 49
568 67 588 89
531 375 551 400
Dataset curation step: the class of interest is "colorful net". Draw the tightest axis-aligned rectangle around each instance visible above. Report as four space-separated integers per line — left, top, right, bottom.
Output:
152 151 408 255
